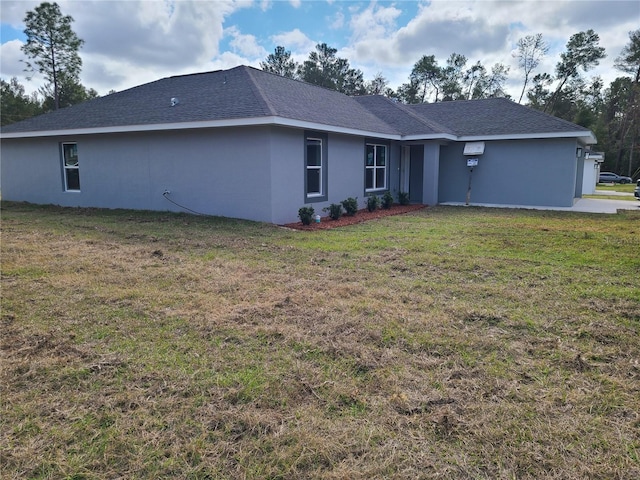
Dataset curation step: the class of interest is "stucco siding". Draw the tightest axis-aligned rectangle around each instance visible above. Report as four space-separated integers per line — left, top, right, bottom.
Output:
145 128 272 221
2 127 400 224
329 134 368 204
267 130 367 224
269 127 304 224
438 138 579 207
1 127 274 222
298 133 369 217
2 126 584 223
269 132 400 224
582 158 598 194
1 138 69 205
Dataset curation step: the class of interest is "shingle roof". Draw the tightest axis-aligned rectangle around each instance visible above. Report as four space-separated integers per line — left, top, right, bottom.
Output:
244 68 398 134
406 98 592 137
353 95 454 137
1 65 594 143
0 66 398 136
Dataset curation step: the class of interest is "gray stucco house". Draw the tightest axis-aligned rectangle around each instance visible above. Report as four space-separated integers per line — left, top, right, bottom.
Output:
0 65 596 224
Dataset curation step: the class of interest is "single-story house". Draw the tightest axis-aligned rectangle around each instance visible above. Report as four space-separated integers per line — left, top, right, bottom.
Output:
582 151 604 194
0 65 596 224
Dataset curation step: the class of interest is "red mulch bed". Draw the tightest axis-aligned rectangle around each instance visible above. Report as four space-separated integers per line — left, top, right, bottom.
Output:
283 204 427 230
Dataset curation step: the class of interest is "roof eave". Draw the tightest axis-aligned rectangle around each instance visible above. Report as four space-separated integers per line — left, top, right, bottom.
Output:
0 116 401 140
274 117 400 140
402 133 457 141
1 120 596 145
456 131 597 144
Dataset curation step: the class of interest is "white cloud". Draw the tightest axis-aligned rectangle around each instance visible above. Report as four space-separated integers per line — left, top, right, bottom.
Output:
8 0 250 95
340 0 635 97
259 0 271 12
0 0 41 25
1 0 636 102
1 0 255 95
329 11 345 30
0 40 26 78
348 2 401 42
271 28 315 52
226 26 268 58
0 39 47 93
209 50 262 71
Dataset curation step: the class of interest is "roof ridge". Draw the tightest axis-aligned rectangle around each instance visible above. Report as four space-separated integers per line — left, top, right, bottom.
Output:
352 96 402 135
388 98 455 134
242 66 277 116
168 68 227 79
246 64 367 97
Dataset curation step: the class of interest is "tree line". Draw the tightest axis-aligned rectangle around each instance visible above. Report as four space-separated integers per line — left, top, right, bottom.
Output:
1 2 638 178
1 2 98 126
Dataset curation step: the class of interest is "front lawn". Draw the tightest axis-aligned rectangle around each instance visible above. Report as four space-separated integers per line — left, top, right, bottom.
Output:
2 202 639 479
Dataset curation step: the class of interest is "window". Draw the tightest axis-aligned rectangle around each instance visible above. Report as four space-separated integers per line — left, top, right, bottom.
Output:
365 143 387 192
61 142 80 191
306 138 322 196
305 132 327 201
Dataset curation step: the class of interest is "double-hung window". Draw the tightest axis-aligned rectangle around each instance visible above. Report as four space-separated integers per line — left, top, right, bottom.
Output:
61 142 80 191
306 138 322 196
365 143 387 192
305 132 327 201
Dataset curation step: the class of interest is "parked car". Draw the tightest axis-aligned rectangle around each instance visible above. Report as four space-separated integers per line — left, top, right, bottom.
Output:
598 172 633 184
635 180 640 200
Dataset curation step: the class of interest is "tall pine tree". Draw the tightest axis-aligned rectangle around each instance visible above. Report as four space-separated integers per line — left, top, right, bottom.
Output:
22 2 84 110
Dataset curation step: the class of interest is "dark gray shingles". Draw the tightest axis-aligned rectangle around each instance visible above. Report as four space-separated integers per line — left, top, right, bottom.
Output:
353 96 454 136
1 67 590 139
2 66 398 135
246 68 398 134
407 98 591 137
1 67 272 133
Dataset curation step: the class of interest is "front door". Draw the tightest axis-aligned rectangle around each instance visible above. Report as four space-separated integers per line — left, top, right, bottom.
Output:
409 145 424 204
400 146 410 194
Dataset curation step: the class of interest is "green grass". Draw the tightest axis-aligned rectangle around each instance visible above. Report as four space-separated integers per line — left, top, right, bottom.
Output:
585 194 637 201
2 201 639 479
587 182 637 200
595 183 636 193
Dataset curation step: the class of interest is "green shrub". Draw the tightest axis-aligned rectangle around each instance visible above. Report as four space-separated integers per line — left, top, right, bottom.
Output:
298 206 315 225
323 203 343 220
382 191 394 209
341 197 359 216
367 195 379 212
398 191 410 205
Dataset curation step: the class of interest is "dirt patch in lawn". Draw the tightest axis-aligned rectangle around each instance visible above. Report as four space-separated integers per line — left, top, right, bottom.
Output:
284 204 427 230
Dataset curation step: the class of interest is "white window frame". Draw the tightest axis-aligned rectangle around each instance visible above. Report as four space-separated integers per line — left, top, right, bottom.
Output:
365 143 388 192
61 142 80 192
306 137 323 198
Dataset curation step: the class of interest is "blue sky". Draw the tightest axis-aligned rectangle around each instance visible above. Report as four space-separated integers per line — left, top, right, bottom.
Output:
217 1 422 52
1 0 638 100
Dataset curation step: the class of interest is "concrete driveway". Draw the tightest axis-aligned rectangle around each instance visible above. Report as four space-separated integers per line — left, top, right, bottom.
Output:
569 197 640 213
441 196 640 214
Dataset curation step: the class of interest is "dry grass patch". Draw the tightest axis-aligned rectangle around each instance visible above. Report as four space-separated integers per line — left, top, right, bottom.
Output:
2 202 639 479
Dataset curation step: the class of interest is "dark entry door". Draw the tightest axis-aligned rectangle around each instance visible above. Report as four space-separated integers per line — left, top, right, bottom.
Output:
409 145 423 204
